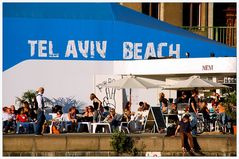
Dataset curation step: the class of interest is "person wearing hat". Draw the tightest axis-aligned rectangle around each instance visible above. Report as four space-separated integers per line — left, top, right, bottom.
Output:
35 87 46 136
175 114 195 155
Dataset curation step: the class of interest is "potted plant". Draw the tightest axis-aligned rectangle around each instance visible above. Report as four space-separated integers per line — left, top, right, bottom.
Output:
110 130 138 156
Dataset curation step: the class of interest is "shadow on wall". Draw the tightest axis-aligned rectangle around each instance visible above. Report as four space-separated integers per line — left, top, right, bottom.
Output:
44 97 86 113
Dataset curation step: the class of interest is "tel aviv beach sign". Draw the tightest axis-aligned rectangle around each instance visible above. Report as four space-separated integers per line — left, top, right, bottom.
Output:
3 3 236 71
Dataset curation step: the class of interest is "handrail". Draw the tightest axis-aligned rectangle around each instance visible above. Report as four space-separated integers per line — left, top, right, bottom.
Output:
182 26 236 47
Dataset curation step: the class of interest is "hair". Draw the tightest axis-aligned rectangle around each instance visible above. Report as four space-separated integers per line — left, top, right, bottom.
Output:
23 101 30 108
191 89 198 95
90 93 96 100
159 92 165 102
139 101 144 106
37 87 44 93
125 101 131 111
182 114 190 120
88 106 94 112
17 107 24 114
3 106 8 112
143 103 150 111
57 110 63 115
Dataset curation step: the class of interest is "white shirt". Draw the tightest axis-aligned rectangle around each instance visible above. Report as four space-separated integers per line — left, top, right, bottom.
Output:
2 112 13 121
36 93 44 109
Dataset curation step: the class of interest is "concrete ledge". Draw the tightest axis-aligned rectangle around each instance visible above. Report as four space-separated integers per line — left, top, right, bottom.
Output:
3 134 236 156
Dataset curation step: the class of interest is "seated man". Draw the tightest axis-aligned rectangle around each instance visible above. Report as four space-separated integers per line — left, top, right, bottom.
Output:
3 107 15 133
103 108 121 131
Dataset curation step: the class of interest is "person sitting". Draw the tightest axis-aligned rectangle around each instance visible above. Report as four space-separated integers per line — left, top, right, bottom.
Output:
168 100 179 124
16 108 28 122
159 92 168 114
22 101 33 121
10 105 17 117
129 103 145 131
199 101 210 132
16 107 30 133
122 109 132 122
81 106 94 122
3 107 15 133
82 106 89 117
66 106 77 132
103 108 121 131
178 92 188 103
51 110 64 134
175 114 195 155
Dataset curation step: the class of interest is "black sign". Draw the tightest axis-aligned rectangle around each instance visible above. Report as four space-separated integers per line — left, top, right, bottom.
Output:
144 106 166 132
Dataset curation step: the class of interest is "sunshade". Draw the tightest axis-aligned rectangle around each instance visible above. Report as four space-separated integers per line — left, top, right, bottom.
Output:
105 76 162 89
163 75 229 90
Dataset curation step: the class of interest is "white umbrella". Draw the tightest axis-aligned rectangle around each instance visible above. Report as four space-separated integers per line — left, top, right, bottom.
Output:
163 75 229 90
105 75 164 102
106 76 161 89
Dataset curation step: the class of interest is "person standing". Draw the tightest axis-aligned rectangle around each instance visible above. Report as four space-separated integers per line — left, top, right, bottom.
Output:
35 87 46 136
188 89 198 136
90 93 102 123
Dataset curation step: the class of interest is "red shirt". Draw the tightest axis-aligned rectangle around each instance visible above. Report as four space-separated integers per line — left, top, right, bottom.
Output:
16 114 28 122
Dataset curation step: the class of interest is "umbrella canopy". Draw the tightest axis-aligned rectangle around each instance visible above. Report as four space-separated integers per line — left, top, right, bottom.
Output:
105 76 162 89
163 75 229 90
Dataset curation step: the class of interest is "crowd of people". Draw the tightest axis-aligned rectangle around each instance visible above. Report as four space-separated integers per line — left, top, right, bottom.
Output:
3 87 232 137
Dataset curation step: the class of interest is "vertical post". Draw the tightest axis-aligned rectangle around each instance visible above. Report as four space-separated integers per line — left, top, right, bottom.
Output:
129 88 132 103
189 3 193 27
208 3 214 39
160 2 164 21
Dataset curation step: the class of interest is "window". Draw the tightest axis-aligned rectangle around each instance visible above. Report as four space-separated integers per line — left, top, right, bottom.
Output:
142 3 150 15
142 3 159 19
151 3 159 19
183 3 201 27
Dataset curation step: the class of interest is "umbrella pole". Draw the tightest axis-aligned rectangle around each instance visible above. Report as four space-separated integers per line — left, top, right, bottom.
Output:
129 88 132 103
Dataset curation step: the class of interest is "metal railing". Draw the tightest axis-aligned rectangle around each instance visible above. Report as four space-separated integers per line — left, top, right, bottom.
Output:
182 26 237 47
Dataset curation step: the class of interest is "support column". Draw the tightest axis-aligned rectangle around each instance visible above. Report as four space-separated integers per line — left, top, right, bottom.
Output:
208 3 214 40
160 3 164 21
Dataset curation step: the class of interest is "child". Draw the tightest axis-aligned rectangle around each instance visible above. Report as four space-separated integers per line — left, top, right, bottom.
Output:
16 108 28 122
175 114 195 155
16 107 29 133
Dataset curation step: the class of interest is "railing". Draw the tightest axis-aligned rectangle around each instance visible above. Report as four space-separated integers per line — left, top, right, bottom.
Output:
182 26 237 47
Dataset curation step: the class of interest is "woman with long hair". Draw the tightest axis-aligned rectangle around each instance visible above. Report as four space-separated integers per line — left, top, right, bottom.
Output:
90 93 103 123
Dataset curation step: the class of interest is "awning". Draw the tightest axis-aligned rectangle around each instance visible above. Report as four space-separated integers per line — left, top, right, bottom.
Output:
3 3 236 71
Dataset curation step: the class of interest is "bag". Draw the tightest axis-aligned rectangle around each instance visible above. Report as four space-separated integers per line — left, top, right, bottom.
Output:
52 125 60 134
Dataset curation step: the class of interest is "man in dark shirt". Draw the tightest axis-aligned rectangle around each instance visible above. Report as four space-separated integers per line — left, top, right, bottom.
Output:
189 89 198 135
175 114 194 155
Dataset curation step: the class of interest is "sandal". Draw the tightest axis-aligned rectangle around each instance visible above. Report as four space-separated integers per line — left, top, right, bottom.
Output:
182 147 186 155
